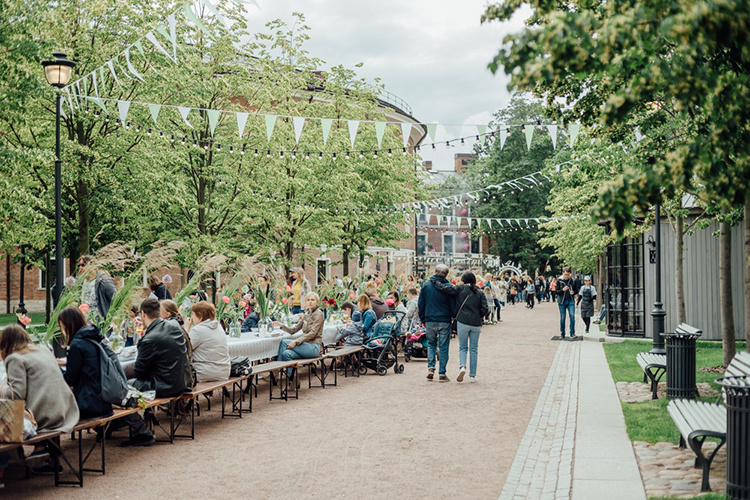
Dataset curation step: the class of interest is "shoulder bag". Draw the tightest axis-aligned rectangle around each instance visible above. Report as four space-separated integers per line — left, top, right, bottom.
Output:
451 290 472 335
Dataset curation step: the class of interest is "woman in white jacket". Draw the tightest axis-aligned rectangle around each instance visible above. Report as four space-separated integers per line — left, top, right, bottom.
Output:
183 301 231 383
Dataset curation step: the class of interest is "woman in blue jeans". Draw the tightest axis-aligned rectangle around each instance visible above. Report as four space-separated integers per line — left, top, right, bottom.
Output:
447 272 489 383
273 292 324 375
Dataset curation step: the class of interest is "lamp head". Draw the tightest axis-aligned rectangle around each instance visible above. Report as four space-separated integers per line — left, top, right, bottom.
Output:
42 52 76 88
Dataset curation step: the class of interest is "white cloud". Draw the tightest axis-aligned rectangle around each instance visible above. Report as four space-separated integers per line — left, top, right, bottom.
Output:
245 0 530 171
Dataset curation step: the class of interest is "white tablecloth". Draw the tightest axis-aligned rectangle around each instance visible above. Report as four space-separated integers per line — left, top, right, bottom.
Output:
226 323 341 360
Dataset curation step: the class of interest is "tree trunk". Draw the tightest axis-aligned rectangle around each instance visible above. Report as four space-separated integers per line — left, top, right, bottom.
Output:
719 221 736 367
745 199 750 351
676 215 687 323
76 179 90 256
342 243 350 276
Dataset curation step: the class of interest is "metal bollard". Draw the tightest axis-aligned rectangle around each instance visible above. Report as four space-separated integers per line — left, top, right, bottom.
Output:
717 376 750 500
664 330 701 399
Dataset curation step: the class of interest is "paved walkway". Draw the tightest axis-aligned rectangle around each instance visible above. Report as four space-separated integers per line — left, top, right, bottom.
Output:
499 309 646 500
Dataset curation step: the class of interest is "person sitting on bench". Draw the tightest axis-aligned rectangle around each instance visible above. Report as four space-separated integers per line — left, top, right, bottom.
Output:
183 301 230 383
118 299 191 447
273 292 324 375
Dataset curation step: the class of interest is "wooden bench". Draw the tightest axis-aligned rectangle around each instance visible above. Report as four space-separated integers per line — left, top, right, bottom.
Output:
323 345 365 385
245 360 298 407
0 431 64 484
636 352 667 399
174 376 252 439
667 351 750 492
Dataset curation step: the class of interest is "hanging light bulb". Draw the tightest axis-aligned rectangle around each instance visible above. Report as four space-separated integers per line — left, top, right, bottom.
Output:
345 151 350 160
431 143 436 150
388 149 392 157
332 152 337 161
254 149 259 157
279 150 284 158
318 152 323 160
402 147 407 155
292 150 296 159
445 141 450 149
147 128 152 136
193 139 198 148
359 151 364 159
203 143 208 150
216 144 221 152
266 150 271 158
373 151 378 159
305 152 310 160
181 137 186 145
460 137 465 145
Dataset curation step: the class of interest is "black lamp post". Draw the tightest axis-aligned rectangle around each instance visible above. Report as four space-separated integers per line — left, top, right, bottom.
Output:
650 203 666 354
16 246 27 317
42 52 75 305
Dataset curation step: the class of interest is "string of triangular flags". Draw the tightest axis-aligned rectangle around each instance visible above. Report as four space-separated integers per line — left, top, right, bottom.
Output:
63 0 258 93
65 98 586 155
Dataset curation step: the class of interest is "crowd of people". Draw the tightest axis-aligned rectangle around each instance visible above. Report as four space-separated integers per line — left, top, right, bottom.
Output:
0 259 599 489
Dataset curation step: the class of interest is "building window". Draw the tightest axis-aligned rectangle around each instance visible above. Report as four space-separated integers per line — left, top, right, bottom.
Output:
417 234 427 256
471 238 480 254
443 234 454 255
316 259 329 286
605 235 645 337
418 212 427 224
39 259 58 290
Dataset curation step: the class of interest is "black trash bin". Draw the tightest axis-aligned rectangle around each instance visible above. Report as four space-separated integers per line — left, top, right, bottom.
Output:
716 376 750 500
664 329 701 399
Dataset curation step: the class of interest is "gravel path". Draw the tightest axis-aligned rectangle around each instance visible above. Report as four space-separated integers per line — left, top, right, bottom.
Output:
4 302 560 499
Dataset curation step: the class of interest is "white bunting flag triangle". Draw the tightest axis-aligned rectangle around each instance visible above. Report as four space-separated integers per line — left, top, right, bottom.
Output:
635 126 643 142
148 103 161 124
499 127 508 149
168 14 178 61
178 106 194 129
265 115 276 141
201 0 229 28
107 61 123 90
117 100 131 126
236 112 248 138
569 123 581 145
207 109 221 136
145 32 175 64
401 123 412 147
476 124 487 144
426 123 437 143
547 125 558 149
90 97 108 114
91 71 99 97
321 118 333 144
347 120 359 147
124 49 145 82
293 116 305 144
375 122 386 147
524 125 534 150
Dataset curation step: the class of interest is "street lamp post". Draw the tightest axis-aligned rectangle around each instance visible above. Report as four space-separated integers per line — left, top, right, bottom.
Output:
650 203 666 354
42 52 75 304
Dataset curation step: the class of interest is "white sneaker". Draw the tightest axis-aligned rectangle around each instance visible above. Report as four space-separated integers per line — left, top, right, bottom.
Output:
469 376 477 383
457 366 466 382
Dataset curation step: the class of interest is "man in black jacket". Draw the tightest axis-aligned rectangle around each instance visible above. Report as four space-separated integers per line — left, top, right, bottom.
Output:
556 267 580 339
120 298 191 447
417 264 456 382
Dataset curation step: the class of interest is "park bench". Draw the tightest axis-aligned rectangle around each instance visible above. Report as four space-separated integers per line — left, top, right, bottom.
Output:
637 352 666 399
173 376 252 439
636 323 701 399
0 431 64 484
666 350 750 492
322 345 364 385
245 360 298 406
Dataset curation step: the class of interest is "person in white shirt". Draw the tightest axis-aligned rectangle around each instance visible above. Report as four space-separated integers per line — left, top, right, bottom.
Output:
183 301 230 383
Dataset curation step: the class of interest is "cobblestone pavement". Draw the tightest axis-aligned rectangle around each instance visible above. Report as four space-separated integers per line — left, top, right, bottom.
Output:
615 381 719 403
499 340 581 500
633 440 726 498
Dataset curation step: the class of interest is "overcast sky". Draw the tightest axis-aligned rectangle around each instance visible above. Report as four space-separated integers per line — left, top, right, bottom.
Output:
245 0 531 171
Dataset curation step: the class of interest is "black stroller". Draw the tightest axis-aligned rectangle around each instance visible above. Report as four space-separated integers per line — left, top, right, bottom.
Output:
402 326 428 362
360 310 405 376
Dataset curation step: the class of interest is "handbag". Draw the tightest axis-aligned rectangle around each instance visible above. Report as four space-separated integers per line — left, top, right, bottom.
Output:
451 292 472 335
510 287 518 296
230 356 253 378
0 381 25 443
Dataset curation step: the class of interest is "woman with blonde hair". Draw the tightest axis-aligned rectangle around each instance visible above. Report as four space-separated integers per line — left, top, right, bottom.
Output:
274 292 324 371
357 293 378 340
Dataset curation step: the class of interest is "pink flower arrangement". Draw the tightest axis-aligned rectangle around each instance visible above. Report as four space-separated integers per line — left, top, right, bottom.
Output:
282 297 288 304
385 299 394 307
162 274 173 284
221 296 230 304
239 300 247 308
79 303 90 314
349 290 356 299
17 314 32 326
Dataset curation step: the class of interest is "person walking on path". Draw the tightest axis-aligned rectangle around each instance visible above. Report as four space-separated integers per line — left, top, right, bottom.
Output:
556 267 579 339
525 278 535 309
417 264 455 382
577 275 597 334
435 271 488 383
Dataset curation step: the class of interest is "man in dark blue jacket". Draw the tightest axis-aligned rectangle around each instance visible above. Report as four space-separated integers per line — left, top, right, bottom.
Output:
418 264 455 382
556 267 580 339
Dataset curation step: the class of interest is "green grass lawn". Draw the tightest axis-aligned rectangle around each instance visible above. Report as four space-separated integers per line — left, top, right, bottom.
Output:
603 339 746 444
650 494 726 500
0 313 46 327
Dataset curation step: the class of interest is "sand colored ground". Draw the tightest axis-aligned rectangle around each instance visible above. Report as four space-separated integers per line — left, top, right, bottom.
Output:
4 301 560 499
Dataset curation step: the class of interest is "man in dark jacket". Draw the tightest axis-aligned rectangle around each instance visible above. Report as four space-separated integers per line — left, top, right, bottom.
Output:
417 264 455 382
120 298 191 447
556 267 580 339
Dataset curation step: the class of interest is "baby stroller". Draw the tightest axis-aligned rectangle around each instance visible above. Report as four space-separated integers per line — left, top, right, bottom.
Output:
360 310 405 376
402 326 428 362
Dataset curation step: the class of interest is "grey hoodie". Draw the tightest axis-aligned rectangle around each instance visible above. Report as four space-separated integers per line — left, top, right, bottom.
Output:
188 319 231 383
